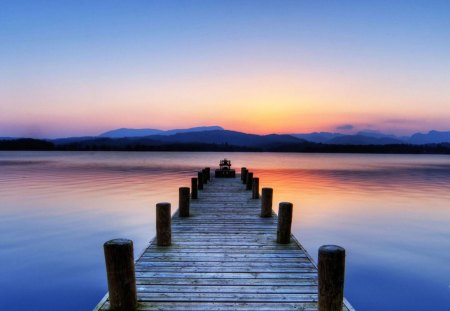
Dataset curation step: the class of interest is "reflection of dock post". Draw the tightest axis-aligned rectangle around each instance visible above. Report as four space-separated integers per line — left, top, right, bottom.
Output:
179 187 190 217
156 202 171 246
277 202 292 244
103 239 137 310
252 177 259 199
261 188 273 217
246 172 253 190
191 177 198 199
318 245 346 311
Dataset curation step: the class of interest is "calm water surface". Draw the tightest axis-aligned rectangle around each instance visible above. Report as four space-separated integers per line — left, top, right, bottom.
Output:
0 151 449 310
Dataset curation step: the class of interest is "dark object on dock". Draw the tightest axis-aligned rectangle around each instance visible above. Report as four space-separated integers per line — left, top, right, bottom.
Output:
156 202 171 246
245 172 253 190
277 202 293 244
202 168 208 185
215 158 236 177
191 177 198 199
241 167 248 184
252 177 259 199
103 239 137 311
205 167 211 181
261 187 273 217
319 245 346 311
179 187 190 217
197 171 203 190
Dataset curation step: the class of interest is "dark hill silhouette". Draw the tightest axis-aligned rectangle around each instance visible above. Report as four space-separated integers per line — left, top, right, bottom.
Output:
408 130 450 144
290 132 343 143
100 126 224 138
1 137 450 154
143 130 305 147
327 135 403 145
0 138 53 150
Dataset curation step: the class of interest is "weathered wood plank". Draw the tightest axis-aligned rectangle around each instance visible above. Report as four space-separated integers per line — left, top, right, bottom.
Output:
135 272 318 279
135 278 318 286
135 292 319 302
102 301 338 311
136 285 318 293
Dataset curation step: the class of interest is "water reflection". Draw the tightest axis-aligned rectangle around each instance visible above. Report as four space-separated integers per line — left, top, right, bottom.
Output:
0 151 449 310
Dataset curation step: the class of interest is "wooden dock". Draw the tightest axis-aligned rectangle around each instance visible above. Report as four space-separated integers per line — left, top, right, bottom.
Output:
94 171 355 310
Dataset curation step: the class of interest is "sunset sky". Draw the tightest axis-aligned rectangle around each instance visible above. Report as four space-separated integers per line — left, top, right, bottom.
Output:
1 1 449 138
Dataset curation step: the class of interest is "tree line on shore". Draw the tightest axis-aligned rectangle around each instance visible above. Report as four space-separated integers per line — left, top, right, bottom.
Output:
1 138 449 154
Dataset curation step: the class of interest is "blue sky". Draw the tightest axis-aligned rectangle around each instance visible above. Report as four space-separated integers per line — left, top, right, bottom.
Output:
1 1 449 137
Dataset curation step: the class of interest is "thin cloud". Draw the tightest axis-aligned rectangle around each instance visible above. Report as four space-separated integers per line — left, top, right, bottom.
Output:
336 124 354 131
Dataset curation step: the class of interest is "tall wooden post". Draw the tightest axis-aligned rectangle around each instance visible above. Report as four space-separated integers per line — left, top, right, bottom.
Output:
179 187 190 217
241 167 247 182
156 202 171 246
191 177 198 199
197 171 203 190
252 177 259 199
261 188 273 217
277 202 293 244
246 172 253 190
104 239 137 311
242 168 248 184
318 245 346 311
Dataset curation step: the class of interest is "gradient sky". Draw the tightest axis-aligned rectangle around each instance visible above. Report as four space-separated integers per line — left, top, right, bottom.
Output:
1 0 449 138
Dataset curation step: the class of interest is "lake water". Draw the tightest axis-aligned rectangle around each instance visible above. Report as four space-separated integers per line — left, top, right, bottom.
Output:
0 151 449 310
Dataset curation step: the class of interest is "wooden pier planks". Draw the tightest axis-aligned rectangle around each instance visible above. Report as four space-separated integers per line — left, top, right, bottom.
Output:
95 176 354 311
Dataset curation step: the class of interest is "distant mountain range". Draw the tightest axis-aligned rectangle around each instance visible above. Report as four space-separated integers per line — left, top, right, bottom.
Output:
98 127 450 145
1 126 450 153
47 127 450 146
100 126 224 138
291 130 450 145
2 127 450 148
51 129 305 149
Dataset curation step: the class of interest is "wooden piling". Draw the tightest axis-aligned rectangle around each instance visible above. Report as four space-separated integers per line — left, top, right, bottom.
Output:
252 177 259 199
103 239 137 311
242 168 248 184
197 172 203 190
240 167 247 182
318 245 346 311
179 187 190 217
156 202 171 246
261 187 273 217
202 168 208 185
191 177 198 199
277 202 293 244
246 172 253 190
205 167 211 181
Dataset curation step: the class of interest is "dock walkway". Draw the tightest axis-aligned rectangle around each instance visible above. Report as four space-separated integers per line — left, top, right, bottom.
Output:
95 175 354 310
